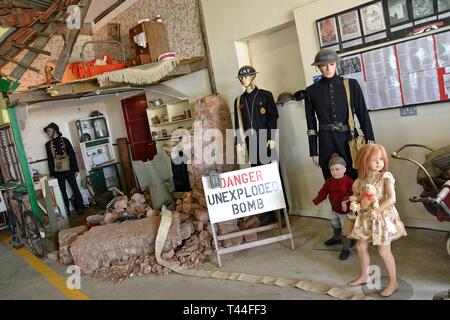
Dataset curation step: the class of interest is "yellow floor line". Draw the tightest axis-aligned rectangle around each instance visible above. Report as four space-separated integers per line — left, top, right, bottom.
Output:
1 234 91 300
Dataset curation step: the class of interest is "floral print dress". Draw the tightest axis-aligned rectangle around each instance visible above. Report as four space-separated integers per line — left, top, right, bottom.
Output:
350 172 407 245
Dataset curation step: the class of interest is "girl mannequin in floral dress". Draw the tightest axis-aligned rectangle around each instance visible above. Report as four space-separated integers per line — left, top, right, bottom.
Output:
346 144 407 297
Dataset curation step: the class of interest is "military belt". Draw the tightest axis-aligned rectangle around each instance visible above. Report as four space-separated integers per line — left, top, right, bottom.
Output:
319 123 350 132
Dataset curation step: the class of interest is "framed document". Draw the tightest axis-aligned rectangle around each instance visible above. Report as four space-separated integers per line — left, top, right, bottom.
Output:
317 17 339 47
360 1 386 35
387 0 411 25
438 0 450 12
412 0 435 19
338 10 362 41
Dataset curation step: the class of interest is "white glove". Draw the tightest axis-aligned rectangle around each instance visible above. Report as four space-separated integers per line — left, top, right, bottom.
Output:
311 156 320 168
266 140 276 149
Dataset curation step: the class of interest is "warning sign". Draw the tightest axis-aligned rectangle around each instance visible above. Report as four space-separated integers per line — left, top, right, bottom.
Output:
202 162 286 224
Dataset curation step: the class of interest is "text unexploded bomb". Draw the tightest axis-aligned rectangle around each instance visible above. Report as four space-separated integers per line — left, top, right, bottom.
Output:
207 181 280 215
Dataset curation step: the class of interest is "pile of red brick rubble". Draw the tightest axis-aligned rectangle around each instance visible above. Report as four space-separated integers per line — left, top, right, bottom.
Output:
49 191 261 283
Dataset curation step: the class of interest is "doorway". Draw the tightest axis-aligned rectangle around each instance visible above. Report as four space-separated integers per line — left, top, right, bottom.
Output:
121 94 157 162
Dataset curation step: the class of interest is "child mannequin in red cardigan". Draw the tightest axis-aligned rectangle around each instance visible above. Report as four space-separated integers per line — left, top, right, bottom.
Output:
313 154 354 260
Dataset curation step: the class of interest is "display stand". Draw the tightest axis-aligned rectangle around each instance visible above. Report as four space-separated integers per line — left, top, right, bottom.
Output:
202 162 295 267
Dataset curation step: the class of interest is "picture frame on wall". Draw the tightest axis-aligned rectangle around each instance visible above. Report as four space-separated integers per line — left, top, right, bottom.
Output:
338 10 362 41
107 23 121 42
387 0 410 25
360 1 386 35
438 0 450 20
387 0 414 36
412 0 436 20
438 0 450 13
317 17 339 48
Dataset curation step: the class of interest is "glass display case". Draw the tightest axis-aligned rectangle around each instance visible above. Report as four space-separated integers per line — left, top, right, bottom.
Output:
75 116 110 142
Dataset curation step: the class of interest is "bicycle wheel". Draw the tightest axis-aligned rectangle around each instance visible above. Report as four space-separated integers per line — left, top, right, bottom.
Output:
24 211 46 258
6 207 25 248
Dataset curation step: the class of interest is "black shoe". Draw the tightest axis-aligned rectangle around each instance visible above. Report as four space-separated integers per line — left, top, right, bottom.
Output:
324 237 342 246
339 249 350 260
10 236 24 249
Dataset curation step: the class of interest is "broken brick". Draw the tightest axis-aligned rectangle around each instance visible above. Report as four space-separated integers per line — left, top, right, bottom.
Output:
180 221 194 240
104 211 121 224
182 203 204 215
244 233 258 242
131 193 146 204
193 220 203 232
194 209 209 223
114 196 128 211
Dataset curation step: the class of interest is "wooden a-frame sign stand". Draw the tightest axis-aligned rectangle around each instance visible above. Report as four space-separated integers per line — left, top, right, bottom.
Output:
202 162 295 267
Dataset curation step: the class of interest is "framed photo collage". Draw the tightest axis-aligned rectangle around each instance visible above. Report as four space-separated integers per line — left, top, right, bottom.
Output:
316 0 450 53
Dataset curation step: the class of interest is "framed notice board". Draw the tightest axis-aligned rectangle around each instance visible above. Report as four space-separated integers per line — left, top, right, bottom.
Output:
337 28 450 111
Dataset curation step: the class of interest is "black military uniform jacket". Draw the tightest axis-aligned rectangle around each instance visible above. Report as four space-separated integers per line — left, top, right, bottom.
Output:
305 75 375 178
234 86 279 143
45 136 79 177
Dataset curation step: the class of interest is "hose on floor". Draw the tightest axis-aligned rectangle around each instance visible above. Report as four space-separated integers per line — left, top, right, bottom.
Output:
155 207 374 300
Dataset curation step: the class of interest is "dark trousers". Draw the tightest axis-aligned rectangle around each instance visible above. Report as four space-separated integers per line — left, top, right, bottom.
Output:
55 171 84 214
318 132 358 180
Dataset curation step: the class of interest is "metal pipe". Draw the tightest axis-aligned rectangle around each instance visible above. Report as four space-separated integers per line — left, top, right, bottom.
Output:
391 144 439 193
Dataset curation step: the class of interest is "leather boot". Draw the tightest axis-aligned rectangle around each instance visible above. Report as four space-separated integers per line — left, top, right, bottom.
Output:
324 227 342 246
339 236 351 260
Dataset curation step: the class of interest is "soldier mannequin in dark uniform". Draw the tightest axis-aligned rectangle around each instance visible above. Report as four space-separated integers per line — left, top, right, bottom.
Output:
305 49 375 180
44 122 84 216
234 66 279 225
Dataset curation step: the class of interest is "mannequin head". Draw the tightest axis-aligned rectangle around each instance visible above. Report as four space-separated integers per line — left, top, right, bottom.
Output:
312 49 339 79
328 153 347 179
318 62 337 79
43 122 61 139
237 65 258 93
239 75 256 93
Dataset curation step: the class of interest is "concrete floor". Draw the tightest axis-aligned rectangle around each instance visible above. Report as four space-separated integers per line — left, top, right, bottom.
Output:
0 216 449 300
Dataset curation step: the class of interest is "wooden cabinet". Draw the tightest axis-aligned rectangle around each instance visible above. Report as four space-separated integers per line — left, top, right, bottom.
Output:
129 21 170 66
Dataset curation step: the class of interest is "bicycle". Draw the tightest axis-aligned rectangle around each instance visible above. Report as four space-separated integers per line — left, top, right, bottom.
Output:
4 187 46 258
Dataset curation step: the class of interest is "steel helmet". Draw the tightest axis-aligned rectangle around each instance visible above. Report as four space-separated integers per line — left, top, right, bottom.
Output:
277 92 294 106
237 65 257 78
311 49 340 66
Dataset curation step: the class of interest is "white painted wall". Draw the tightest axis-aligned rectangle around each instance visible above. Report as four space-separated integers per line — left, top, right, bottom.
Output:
201 0 450 231
24 101 107 167
247 23 305 98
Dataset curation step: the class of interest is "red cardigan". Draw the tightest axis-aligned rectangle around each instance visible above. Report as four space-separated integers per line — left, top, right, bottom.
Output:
313 175 354 214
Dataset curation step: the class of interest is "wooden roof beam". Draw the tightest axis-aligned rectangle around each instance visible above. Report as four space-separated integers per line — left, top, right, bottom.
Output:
53 0 91 81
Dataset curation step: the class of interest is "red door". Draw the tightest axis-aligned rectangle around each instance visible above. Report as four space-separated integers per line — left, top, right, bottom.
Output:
121 94 157 161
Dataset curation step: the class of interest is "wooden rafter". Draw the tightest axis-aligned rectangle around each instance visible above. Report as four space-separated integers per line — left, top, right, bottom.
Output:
8 10 65 79
53 0 91 81
93 0 125 24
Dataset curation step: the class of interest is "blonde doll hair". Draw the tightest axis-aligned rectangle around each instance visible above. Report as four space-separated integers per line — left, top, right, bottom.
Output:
355 144 389 179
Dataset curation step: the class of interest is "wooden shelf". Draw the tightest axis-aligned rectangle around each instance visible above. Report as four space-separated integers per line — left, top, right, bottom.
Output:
151 118 192 128
155 136 186 142
147 104 167 110
10 57 207 104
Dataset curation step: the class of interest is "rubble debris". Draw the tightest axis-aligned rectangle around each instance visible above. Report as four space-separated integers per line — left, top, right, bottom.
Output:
57 189 262 283
131 193 146 204
47 250 59 261
104 211 121 224
58 225 87 265
114 196 128 211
